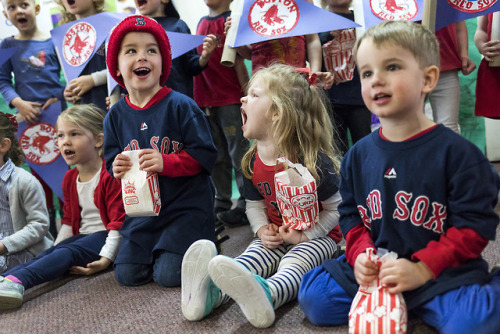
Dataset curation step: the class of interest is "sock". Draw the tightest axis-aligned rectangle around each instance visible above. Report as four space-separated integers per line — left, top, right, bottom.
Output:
5 275 22 285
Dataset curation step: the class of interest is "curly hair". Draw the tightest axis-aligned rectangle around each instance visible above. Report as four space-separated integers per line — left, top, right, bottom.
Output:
55 0 105 25
0 113 24 166
241 64 341 183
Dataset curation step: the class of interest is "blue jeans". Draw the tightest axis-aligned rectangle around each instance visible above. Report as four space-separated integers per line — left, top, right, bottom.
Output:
298 265 500 334
3 231 107 289
114 251 183 287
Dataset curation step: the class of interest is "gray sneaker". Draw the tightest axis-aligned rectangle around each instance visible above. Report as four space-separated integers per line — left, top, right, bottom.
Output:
0 276 24 310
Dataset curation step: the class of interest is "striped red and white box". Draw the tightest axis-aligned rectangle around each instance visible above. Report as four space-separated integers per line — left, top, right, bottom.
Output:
274 159 319 230
121 150 161 217
322 28 356 84
349 248 408 334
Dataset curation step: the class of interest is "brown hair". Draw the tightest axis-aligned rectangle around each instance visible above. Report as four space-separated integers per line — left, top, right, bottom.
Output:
0 113 24 166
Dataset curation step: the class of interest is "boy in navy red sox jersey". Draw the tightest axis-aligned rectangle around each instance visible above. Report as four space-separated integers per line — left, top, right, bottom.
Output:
298 21 500 333
103 15 217 287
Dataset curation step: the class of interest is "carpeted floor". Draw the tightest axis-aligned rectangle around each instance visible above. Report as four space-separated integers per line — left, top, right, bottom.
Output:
2 165 499 334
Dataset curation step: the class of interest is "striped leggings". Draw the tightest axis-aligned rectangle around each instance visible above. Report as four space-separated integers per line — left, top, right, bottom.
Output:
221 237 336 309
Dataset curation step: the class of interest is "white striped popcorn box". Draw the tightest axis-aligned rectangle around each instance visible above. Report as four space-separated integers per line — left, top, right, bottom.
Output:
274 158 319 230
322 28 356 83
121 150 161 217
349 248 408 334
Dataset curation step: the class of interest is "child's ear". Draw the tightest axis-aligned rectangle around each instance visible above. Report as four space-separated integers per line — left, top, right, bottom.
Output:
422 65 440 94
3 11 8 20
95 133 104 150
0 138 12 153
35 4 40 15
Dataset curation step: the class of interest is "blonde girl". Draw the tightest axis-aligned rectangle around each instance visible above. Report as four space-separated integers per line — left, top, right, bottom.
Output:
0 113 52 275
181 64 343 328
0 104 124 310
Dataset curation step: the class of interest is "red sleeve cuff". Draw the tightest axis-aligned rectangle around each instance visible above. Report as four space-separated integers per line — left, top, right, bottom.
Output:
412 227 488 278
345 224 375 267
161 150 203 177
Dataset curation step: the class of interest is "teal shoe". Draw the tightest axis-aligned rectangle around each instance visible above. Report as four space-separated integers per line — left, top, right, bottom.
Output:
0 276 24 310
208 255 275 328
181 240 219 321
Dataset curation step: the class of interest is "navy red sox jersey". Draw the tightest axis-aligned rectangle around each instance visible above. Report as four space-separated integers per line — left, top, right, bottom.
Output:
242 151 339 238
103 90 217 264
323 124 500 309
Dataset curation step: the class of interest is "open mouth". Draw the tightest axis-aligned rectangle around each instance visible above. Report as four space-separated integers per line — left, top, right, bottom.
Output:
374 93 390 101
241 108 247 126
137 0 147 6
67 0 75 6
63 149 75 158
134 67 151 77
17 18 27 24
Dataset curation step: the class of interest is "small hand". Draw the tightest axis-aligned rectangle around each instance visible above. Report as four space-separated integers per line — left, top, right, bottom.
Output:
315 72 334 90
68 75 95 97
112 153 132 179
224 17 232 36
379 259 433 294
354 252 379 287
69 257 112 276
257 224 283 249
138 148 163 174
199 34 217 67
480 40 500 62
41 97 59 110
461 56 476 75
14 98 42 124
278 223 308 244
0 241 7 255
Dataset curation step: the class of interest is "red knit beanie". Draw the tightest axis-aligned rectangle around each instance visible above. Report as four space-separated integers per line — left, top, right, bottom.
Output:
106 15 172 88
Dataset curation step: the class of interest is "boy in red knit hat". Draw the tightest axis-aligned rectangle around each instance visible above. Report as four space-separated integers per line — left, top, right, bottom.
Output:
103 15 218 288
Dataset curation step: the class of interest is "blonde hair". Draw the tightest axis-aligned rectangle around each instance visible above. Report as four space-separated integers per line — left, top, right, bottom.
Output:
0 113 24 166
57 104 105 155
354 20 440 69
55 0 105 24
241 64 341 183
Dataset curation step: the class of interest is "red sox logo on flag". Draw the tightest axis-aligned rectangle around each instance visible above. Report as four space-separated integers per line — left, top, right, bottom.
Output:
446 0 497 13
248 0 299 37
19 123 60 165
370 0 418 21
62 22 97 67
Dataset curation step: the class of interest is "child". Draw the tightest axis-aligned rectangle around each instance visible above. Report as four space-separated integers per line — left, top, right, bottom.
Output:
298 21 500 333
0 0 66 237
194 0 250 226
474 14 500 119
0 104 125 310
428 21 476 134
0 113 53 274
134 0 216 98
104 15 217 288
0 0 64 124
182 64 343 328
319 0 371 154
56 0 108 111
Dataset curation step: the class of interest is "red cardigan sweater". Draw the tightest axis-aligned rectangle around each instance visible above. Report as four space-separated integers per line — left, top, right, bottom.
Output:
61 160 125 236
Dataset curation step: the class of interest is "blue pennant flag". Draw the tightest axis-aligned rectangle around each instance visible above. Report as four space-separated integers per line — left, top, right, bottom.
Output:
229 0 359 48
17 101 67 200
50 12 128 83
434 0 500 31
0 47 17 67
357 0 424 29
107 30 207 94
